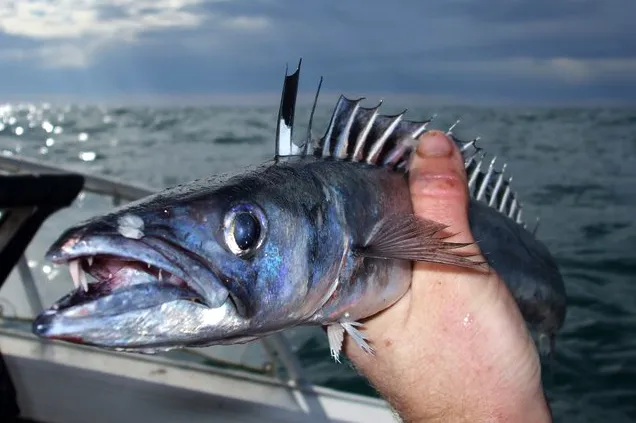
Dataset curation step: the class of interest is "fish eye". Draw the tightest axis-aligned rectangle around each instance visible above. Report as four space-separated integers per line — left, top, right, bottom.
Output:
223 204 267 257
233 212 260 250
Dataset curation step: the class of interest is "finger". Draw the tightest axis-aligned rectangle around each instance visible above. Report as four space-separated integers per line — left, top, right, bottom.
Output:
409 130 474 245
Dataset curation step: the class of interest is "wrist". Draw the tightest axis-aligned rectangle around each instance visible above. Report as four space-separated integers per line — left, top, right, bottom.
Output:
350 347 551 423
416 386 552 423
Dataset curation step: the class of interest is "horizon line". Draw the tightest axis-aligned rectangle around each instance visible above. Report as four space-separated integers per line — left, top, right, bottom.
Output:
1 91 634 108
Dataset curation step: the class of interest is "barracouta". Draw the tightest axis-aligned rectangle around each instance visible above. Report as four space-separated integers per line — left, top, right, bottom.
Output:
32 62 567 361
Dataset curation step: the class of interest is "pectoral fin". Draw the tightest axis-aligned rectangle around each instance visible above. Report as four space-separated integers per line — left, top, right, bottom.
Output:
354 214 483 268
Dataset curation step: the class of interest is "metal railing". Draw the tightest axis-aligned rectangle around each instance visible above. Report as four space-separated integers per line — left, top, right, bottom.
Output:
0 153 325 414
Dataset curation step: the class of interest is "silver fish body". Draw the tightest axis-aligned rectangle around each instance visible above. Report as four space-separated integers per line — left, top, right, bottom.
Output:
32 63 567 360
33 159 418 351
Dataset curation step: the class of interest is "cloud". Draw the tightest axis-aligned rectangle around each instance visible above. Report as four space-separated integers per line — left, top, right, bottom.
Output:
407 57 636 84
0 0 205 40
0 0 634 104
0 0 270 69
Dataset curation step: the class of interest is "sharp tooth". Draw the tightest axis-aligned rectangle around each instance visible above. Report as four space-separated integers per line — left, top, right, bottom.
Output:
158 269 163 281
147 263 151 269
69 260 80 289
79 267 88 292
87 256 94 266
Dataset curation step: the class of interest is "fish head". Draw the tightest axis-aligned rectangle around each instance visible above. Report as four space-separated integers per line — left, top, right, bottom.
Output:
33 166 344 351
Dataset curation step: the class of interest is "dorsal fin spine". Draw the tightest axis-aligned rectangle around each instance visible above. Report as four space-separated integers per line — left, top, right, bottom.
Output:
460 137 478 152
335 99 363 159
410 121 431 138
382 140 409 167
467 151 486 190
509 198 518 219
303 76 323 157
275 59 301 158
476 156 497 201
447 119 460 134
366 113 404 165
321 97 344 157
489 164 507 207
499 177 513 213
352 103 382 162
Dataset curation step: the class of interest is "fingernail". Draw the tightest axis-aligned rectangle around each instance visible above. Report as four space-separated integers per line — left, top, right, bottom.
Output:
418 131 453 157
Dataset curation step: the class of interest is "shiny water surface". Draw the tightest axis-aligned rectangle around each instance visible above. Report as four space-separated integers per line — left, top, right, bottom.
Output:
1 101 635 422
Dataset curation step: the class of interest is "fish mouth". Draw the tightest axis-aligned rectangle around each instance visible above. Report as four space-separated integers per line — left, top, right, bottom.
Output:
44 234 229 309
58 254 208 306
32 233 234 345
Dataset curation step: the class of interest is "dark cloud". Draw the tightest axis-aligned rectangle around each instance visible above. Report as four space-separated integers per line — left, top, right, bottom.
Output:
96 5 131 20
451 0 606 23
0 0 634 104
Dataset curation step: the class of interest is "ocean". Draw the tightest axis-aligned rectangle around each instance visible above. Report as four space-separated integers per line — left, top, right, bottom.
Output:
1 100 635 422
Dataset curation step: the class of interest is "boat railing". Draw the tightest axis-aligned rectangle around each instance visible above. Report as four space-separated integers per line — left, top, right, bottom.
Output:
0 153 316 395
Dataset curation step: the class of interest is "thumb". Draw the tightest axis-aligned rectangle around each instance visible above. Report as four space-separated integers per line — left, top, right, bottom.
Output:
408 130 475 246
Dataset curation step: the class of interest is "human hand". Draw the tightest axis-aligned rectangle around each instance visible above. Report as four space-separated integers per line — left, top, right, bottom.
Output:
345 131 551 422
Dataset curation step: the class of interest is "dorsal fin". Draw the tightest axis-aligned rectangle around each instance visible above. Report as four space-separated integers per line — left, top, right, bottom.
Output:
314 95 431 169
272 62 531 232
459 137 524 227
314 95 530 230
275 59 302 158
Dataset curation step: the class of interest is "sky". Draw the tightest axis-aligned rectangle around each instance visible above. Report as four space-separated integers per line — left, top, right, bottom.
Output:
0 0 635 105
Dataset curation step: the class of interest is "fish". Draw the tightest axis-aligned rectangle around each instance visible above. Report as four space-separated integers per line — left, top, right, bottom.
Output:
32 61 567 362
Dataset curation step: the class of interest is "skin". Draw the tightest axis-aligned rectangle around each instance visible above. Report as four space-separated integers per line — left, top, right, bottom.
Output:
344 131 552 423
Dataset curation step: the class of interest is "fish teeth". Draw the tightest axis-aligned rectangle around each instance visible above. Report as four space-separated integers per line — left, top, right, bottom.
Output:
69 259 87 291
158 269 163 281
87 256 94 267
69 259 80 290
79 266 88 292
